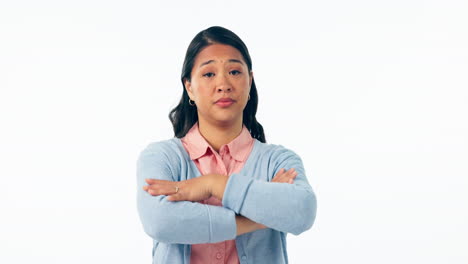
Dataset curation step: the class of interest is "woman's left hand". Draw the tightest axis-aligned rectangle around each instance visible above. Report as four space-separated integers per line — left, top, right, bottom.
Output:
144 174 228 202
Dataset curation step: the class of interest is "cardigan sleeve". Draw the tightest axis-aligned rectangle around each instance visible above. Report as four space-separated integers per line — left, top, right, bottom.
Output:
222 145 317 235
136 141 237 244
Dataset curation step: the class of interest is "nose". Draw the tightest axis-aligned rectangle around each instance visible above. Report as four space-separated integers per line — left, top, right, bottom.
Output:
217 86 232 92
216 74 232 93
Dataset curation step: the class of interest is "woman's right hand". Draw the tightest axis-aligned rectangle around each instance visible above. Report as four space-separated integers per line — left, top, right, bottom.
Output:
271 168 298 184
251 168 297 231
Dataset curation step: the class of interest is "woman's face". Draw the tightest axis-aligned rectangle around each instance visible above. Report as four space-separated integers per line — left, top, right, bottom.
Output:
185 44 252 127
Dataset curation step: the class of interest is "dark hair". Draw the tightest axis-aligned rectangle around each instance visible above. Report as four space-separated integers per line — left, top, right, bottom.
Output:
168 26 266 143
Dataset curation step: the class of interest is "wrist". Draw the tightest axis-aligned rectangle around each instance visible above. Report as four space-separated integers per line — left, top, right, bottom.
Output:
210 174 228 200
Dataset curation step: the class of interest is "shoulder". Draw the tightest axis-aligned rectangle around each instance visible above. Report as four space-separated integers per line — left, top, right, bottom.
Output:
253 140 302 162
138 138 187 162
141 138 179 153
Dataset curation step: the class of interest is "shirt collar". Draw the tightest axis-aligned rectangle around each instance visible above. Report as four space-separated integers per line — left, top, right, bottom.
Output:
181 123 212 160
181 122 254 162
225 125 254 162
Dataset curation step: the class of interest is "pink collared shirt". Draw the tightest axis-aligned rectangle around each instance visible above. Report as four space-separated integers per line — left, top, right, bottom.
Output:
181 122 255 264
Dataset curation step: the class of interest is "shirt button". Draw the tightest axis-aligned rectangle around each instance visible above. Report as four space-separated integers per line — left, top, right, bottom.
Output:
242 255 247 260
216 252 222 259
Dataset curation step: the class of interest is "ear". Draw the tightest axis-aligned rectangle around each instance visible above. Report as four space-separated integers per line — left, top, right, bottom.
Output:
184 78 195 100
249 71 254 87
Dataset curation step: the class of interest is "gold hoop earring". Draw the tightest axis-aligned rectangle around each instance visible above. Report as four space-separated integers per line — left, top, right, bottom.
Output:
188 99 195 106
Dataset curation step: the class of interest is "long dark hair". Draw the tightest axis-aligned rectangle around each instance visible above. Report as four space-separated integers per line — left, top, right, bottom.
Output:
168 26 266 143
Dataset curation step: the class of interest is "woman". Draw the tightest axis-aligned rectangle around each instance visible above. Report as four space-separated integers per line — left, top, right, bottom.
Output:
137 26 317 264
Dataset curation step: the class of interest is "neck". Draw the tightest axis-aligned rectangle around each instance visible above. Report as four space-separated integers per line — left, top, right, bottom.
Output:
198 118 243 153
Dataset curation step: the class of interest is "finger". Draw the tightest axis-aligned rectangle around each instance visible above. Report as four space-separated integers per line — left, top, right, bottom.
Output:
277 169 298 183
272 168 299 183
285 169 297 177
272 174 287 183
291 171 298 178
271 169 285 182
280 168 295 177
273 168 285 178
289 171 298 178
146 184 179 196
273 174 289 183
279 168 292 178
145 178 174 185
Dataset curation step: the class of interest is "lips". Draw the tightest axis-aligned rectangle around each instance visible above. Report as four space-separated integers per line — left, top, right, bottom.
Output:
216 98 234 103
215 98 235 107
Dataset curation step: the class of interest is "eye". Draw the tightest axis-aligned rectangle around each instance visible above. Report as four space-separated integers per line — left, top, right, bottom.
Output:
230 70 241 75
203 72 215 78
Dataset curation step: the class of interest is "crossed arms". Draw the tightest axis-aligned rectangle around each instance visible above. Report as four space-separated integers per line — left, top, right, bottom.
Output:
136 142 317 244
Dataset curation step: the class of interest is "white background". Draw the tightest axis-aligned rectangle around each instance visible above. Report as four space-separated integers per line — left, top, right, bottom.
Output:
1 0 467 263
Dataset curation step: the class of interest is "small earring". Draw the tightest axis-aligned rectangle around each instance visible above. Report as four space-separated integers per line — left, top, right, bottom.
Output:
188 99 195 106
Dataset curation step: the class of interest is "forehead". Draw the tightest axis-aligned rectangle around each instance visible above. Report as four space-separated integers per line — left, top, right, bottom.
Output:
194 44 245 66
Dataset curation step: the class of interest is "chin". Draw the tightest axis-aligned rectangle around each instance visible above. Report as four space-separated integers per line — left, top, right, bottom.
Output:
212 115 242 126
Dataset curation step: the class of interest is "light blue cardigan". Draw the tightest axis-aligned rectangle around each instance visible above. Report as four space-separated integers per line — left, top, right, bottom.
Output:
136 138 317 264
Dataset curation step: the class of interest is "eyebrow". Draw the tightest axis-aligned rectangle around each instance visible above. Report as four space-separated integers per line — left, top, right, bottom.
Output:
199 59 244 68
